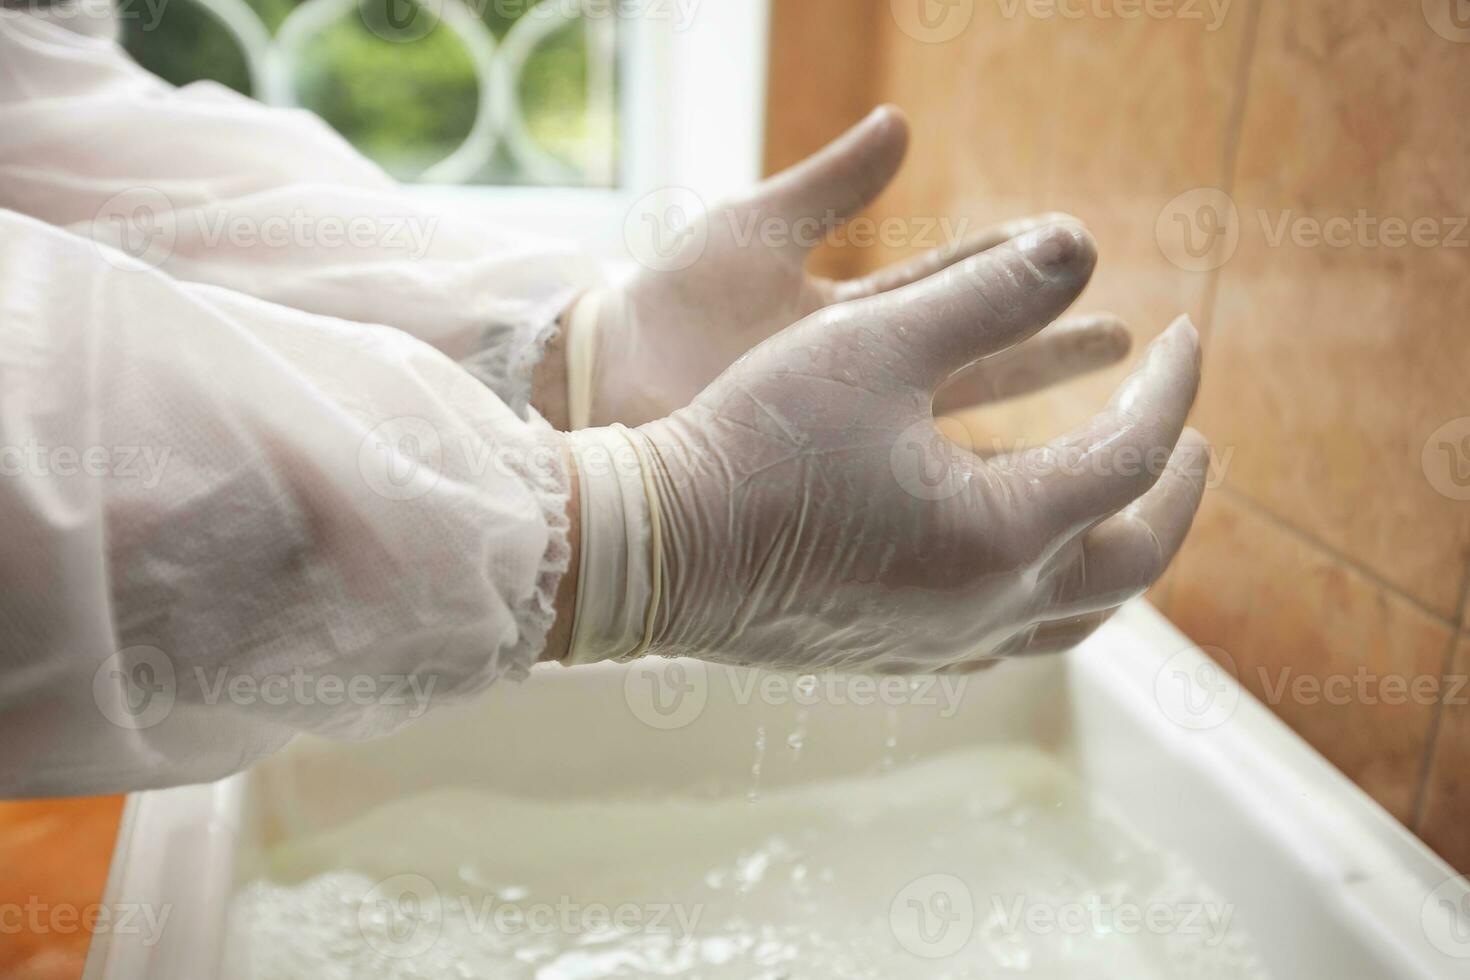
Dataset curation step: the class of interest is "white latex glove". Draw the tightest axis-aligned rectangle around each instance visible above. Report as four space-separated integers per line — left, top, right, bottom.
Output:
572 106 1130 428
567 225 1207 672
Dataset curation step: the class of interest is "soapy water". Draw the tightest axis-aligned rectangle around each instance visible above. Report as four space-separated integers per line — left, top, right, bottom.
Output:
224 746 1271 980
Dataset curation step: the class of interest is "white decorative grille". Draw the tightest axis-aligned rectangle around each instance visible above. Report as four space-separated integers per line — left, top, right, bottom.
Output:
184 0 617 185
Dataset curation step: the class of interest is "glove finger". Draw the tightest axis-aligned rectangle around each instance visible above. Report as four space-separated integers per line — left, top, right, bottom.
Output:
1040 429 1210 617
930 603 1116 670
753 105 909 239
851 223 1097 391
833 212 1083 301
1003 317 1201 537
933 314 1130 413
935 657 1006 675
1014 610 1116 657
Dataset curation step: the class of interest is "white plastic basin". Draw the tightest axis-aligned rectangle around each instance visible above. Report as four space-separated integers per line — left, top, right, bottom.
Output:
83 602 1470 978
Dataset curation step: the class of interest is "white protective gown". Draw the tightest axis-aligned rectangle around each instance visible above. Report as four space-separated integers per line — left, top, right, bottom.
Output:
0 7 597 795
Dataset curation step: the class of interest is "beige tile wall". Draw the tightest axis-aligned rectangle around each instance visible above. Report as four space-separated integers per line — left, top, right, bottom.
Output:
767 0 1470 869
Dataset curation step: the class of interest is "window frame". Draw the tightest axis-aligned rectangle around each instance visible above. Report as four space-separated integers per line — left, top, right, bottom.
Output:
144 0 772 254
410 0 772 255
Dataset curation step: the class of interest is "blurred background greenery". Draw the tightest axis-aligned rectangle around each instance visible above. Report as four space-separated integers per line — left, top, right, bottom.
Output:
120 0 618 186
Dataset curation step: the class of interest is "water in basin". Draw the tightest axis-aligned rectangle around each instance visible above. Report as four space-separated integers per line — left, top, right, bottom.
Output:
223 745 1270 979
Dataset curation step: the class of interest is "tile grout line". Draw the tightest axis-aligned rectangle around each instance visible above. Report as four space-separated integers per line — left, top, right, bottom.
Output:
1409 560 1470 832
1217 484 1462 629
1220 480 1466 837
1458 543 1470 634
1155 0 1264 620
1185 0 1463 844
1195 0 1264 354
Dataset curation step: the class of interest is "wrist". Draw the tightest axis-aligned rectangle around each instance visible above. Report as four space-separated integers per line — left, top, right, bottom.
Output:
564 289 608 430
633 418 699 658
529 307 573 429
559 425 663 665
540 432 580 663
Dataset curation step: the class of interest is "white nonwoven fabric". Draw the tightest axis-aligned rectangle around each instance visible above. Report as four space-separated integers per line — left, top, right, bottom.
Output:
0 9 599 416
0 11 597 795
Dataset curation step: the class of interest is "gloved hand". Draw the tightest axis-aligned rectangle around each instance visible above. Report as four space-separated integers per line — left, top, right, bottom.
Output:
566 224 1209 672
567 106 1130 429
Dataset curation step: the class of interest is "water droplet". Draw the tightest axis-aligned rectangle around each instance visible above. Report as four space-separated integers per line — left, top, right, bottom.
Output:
787 706 809 764
748 724 767 803
881 707 900 772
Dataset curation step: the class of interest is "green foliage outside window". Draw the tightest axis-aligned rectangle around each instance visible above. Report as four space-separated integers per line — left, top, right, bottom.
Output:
119 0 616 186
